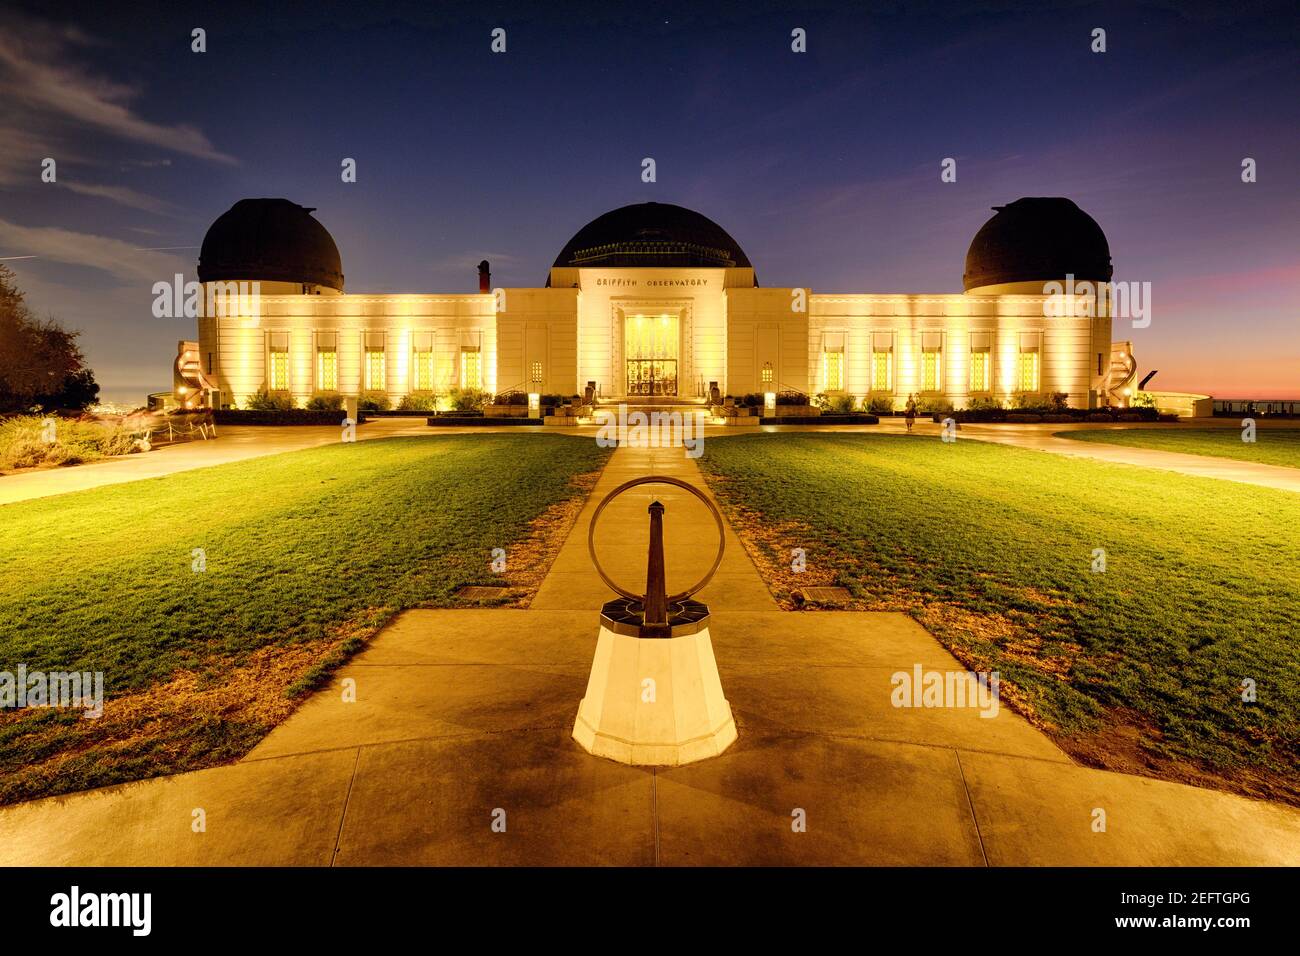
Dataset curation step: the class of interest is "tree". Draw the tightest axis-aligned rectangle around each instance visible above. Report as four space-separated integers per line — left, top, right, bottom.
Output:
0 264 99 412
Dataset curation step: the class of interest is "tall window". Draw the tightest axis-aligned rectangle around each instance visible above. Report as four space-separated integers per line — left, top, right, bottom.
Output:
1017 350 1040 392
269 349 290 391
760 361 773 385
921 350 942 392
530 360 543 386
413 348 435 391
872 350 892 391
461 348 482 389
823 350 844 391
969 350 990 392
365 348 386 391
317 349 337 391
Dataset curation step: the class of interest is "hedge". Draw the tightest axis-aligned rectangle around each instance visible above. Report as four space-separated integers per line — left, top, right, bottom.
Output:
761 414 879 425
931 406 1161 424
213 409 367 426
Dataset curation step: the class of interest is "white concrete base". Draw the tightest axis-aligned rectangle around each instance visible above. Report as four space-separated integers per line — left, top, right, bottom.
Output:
573 624 737 766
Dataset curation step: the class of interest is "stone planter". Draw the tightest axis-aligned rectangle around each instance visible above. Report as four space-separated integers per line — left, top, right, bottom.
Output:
484 404 530 417
771 405 819 418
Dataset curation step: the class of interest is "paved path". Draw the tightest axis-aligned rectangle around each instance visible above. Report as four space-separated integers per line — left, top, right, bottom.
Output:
6 414 1296 507
2 442 1297 865
765 417 1300 494
0 418 459 505
957 421 1300 494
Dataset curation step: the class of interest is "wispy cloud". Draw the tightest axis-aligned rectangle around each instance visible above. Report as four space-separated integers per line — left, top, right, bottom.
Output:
0 218 189 283
61 182 178 216
0 14 235 211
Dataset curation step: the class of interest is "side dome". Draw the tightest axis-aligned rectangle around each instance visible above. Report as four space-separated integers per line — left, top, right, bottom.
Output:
552 202 752 270
198 198 344 291
962 197 1112 292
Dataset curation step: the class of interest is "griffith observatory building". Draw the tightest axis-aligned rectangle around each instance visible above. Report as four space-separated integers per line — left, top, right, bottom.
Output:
175 197 1137 411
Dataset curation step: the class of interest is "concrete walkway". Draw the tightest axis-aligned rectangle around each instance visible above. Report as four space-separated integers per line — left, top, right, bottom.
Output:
2 442 1297 866
0 418 437 506
769 417 1300 494
958 421 1300 494
6 415 1295 508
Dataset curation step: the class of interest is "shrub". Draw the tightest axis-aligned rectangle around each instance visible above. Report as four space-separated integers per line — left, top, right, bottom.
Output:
396 393 437 412
358 390 391 412
916 396 954 414
448 387 490 411
493 390 528 406
539 393 565 407
775 390 809 406
827 394 857 414
305 394 343 411
245 390 294 411
740 393 765 408
0 415 137 470
867 396 895 415
967 397 1004 412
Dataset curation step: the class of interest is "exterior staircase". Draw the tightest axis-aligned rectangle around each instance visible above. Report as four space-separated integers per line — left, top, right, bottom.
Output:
173 340 219 409
1107 340 1138 406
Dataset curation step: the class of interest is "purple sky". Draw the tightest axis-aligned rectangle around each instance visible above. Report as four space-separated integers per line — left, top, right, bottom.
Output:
1 0 1296 401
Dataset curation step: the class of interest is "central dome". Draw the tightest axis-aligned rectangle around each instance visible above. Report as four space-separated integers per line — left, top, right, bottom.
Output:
552 202 752 271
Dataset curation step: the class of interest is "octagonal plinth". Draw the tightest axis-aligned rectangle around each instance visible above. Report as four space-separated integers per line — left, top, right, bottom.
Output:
572 618 737 766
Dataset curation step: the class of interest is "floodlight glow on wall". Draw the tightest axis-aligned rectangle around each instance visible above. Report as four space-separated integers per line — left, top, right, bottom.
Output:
528 392 541 412
764 392 776 410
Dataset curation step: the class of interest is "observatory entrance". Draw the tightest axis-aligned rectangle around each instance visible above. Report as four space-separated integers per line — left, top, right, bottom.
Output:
624 313 679 397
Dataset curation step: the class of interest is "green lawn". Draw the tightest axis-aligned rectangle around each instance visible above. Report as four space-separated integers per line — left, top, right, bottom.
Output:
1058 427 1300 469
0 434 609 804
698 433 1300 804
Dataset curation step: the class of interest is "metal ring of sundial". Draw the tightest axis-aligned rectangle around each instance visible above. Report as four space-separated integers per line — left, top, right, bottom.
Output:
587 476 726 604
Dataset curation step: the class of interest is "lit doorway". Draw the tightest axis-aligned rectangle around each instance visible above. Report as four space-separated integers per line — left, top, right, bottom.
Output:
624 313 679 396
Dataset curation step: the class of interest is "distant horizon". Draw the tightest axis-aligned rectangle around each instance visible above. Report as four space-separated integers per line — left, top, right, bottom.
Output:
2 0 1296 401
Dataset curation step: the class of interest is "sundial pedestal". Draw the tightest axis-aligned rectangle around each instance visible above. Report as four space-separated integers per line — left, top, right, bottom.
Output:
572 478 737 767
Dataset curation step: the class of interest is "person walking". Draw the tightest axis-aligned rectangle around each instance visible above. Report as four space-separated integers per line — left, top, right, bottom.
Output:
904 393 918 434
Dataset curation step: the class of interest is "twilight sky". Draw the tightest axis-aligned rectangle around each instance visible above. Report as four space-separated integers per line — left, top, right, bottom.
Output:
0 0 1296 401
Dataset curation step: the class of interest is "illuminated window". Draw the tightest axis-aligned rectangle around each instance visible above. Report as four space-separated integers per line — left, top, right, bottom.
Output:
760 362 773 385
269 349 289 391
365 349 386 391
530 360 543 385
969 350 990 392
413 349 435 391
317 350 337 391
921 350 942 392
461 348 482 389
1017 350 1040 392
823 351 844 391
871 351 892 391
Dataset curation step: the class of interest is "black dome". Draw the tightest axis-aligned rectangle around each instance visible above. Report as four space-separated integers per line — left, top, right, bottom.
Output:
198 199 344 291
552 202 752 271
963 198 1112 292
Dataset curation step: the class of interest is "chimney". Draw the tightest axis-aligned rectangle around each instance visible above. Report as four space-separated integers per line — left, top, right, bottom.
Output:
477 259 490 293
